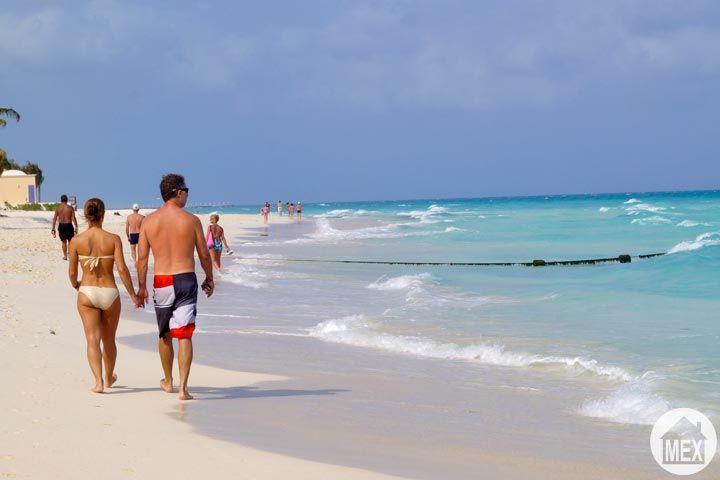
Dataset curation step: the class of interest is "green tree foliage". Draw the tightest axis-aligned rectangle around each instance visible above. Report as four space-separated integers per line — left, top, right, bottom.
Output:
21 161 44 186
0 107 21 127
0 108 42 186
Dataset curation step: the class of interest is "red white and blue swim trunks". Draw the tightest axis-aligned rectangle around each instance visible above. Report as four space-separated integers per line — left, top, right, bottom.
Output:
153 272 198 339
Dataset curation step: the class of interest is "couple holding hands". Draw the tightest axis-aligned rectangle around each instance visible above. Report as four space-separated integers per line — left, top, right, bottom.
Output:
67 174 214 400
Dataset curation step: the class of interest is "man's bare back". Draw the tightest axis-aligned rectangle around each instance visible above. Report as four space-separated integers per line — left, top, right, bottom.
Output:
55 203 75 224
139 205 205 275
126 212 144 234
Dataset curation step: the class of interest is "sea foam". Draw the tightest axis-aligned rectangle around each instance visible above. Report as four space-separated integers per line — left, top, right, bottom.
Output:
630 216 671 225
624 203 667 215
309 315 633 382
667 231 720 254
677 220 712 228
367 274 433 291
313 209 375 218
578 374 672 425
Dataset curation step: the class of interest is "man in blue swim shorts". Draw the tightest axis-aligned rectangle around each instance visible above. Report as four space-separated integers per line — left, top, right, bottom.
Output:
125 203 144 263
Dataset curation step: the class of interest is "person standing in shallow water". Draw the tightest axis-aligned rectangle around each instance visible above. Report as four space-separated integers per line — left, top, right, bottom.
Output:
207 214 232 271
136 173 214 401
52 194 78 260
277 200 283 216
68 198 139 393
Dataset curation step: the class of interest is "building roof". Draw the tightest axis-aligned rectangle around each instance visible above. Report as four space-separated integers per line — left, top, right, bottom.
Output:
1 169 31 177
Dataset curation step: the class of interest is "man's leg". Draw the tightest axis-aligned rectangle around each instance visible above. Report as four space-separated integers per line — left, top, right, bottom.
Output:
158 334 174 393
62 240 68 260
177 338 193 400
130 244 137 263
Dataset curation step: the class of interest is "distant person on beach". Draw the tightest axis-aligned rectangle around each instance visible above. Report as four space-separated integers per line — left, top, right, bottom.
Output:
289 203 295 218
51 194 78 260
206 214 232 271
277 200 283 216
125 203 145 263
261 203 270 224
136 173 214 401
296 201 302 220
68 198 139 393
285 201 290 216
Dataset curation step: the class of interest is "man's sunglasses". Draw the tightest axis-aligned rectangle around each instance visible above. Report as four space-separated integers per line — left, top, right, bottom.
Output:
172 187 189 194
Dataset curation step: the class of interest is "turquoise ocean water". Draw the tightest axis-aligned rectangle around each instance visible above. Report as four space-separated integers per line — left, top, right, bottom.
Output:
190 190 720 426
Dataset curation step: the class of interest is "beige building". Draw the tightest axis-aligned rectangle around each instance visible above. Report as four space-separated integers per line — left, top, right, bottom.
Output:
0 169 40 205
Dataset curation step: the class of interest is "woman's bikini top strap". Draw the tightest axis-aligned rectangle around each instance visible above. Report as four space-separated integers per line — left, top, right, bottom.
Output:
78 255 114 271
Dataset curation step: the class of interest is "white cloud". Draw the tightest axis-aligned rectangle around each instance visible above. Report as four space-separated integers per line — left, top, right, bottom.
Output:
3 0 720 109
0 0 157 65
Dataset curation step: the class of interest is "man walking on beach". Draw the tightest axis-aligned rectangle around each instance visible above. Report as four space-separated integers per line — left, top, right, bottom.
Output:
136 174 214 400
51 194 78 260
125 203 144 264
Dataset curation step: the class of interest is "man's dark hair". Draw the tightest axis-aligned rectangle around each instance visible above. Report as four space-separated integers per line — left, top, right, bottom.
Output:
60 194 68 202
160 173 186 202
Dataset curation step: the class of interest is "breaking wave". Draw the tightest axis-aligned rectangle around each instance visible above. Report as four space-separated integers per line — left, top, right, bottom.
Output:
309 315 634 382
313 209 376 218
677 220 712 228
578 373 672 425
625 203 668 216
630 216 672 225
667 231 720 254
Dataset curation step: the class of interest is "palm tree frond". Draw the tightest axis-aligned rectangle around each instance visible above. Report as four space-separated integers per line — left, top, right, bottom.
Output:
0 108 21 123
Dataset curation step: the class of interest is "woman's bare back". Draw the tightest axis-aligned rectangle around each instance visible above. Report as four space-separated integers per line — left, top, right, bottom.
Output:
73 228 118 287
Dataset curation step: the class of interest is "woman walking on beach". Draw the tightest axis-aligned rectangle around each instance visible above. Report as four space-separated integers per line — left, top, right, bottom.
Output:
206 214 232 271
68 198 139 393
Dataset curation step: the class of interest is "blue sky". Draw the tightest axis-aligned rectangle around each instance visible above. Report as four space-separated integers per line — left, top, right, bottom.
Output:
1 0 719 207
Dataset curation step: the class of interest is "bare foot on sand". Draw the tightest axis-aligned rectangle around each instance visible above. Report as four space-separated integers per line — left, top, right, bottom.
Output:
91 381 104 393
160 378 174 393
105 374 117 388
178 390 194 401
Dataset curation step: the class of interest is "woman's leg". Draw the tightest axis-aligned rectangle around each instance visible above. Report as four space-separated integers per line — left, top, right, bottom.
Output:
100 296 121 387
77 296 104 393
210 249 220 271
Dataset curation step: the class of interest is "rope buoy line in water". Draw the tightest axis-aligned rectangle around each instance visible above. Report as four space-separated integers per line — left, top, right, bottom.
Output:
240 252 666 267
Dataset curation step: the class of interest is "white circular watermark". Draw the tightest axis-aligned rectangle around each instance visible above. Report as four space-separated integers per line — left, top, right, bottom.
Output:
650 408 717 476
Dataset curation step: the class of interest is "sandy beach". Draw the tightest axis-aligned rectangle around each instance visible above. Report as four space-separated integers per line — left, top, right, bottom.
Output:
0 210 403 480
2 209 717 479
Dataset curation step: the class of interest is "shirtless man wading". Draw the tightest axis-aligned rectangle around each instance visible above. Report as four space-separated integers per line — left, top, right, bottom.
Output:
51 194 78 260
125 203 145 263
136 174 214 400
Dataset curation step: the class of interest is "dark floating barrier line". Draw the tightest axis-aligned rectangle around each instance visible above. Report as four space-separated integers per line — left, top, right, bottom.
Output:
241 253 667 267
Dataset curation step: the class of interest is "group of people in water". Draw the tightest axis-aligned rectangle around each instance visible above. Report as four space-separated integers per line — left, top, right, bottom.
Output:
264 200 302 223
54 174 215 400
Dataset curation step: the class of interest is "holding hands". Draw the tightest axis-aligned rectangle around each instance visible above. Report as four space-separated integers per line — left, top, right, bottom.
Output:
135 286 147 309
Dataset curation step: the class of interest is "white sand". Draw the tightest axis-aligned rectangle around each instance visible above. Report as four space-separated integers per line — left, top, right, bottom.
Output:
0 210 403 480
